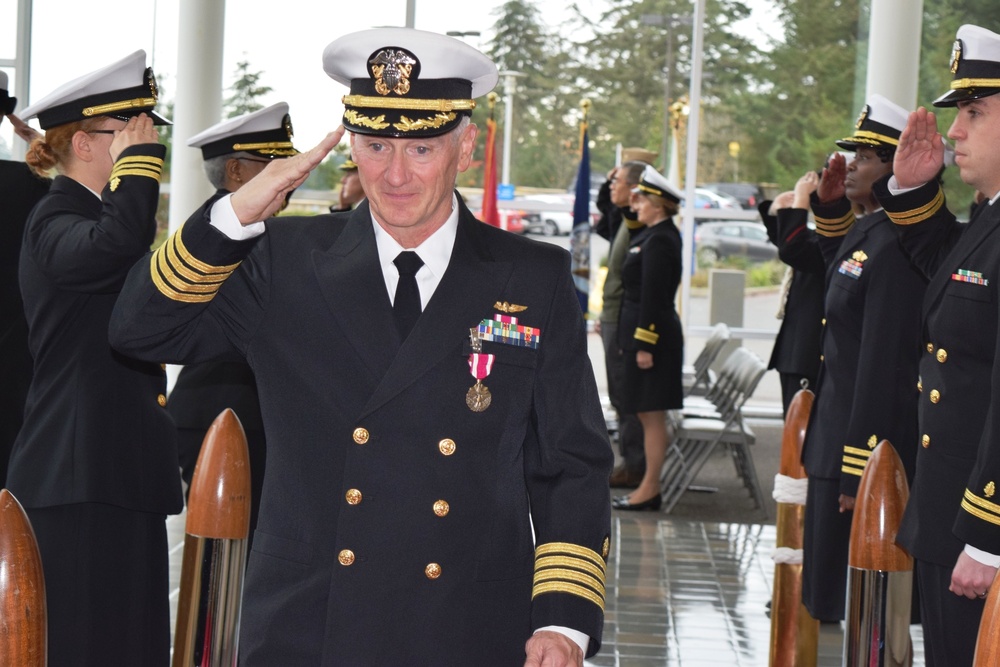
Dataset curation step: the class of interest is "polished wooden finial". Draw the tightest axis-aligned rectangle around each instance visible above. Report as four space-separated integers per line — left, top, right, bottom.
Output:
0 489 46 667
186 408 252 540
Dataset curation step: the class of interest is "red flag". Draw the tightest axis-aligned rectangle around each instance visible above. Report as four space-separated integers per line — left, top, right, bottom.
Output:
481 115 500 227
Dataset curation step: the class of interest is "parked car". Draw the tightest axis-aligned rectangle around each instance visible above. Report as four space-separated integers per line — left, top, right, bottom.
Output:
694 220 778 263
699 182 767 209
473 208 525 234
692 187 741 209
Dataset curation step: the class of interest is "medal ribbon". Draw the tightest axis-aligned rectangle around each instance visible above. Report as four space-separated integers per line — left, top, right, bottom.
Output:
468 353 495 380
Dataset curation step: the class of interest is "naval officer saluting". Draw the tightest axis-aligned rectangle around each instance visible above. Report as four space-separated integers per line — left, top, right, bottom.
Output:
111 28 613 666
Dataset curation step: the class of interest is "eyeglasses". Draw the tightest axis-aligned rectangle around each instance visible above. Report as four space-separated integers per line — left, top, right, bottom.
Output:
87 130 117 135
238 157 271 165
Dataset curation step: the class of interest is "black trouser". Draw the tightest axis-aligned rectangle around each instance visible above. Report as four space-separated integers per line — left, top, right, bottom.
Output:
601 321 645 474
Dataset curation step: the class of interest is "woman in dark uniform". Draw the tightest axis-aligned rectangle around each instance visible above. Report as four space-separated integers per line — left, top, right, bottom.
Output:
8 52 181 665
778 94 926 622
612 166 684 511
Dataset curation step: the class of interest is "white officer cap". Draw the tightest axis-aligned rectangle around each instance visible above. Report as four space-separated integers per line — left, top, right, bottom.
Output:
20 50 169 130
632 164 682 204
935 24 1000 107
323 28 498 138
836 94 909 151
187 102 298 160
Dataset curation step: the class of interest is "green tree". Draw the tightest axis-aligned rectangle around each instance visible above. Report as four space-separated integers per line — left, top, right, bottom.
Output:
223 59 273 118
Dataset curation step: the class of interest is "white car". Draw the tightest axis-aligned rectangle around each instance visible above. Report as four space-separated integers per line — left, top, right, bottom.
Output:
516 194 599 236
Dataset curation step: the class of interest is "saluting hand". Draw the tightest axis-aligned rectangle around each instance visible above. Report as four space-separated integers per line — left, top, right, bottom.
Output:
817 153 846 204
231 126 345 225
6 113 42 144
794 171 819 209
768 191 795 214
109 113 159 163
894 107 945 189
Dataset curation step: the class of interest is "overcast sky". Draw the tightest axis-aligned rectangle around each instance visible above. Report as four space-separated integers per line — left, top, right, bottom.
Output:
1 0 776 156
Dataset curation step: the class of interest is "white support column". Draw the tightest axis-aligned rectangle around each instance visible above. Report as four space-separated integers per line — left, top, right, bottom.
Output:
678 0 705 333
866 0 923 108
169 0 227 233
10 0 34 159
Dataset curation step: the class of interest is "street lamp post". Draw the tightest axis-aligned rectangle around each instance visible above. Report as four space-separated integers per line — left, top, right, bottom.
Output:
641 13 692 172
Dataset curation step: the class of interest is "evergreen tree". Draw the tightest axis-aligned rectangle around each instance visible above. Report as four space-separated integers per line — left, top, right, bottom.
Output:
223 59 273 118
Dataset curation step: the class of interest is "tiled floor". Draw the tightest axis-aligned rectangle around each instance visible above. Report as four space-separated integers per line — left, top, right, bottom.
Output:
165 511 925 665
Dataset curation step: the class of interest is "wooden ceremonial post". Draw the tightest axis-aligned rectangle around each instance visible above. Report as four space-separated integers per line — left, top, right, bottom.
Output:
973 569 1000 664
0 489 46 667
769 388 819 667
844 440 913 667
173 409 252 667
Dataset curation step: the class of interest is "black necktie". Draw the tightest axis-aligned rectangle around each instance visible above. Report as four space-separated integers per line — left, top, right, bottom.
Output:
392 251 424 338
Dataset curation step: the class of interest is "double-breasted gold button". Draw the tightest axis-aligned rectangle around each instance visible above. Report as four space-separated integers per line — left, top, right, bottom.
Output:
917 379 923 392
157 393 167 407
926 343 935 353
425 563 442 579
936 349 948 363
338 549 355 566
819 354 825 362
345 489 362 505
353 428 369 444
433 500 450 517
821 318 827 326
929 389 941 404
922 434 930 448
438 438 456 456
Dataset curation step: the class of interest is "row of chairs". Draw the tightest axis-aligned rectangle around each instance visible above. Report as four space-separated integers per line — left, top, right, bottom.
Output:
662 325 769 516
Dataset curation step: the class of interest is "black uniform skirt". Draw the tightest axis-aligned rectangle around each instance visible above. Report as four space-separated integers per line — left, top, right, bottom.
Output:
619 309 684 413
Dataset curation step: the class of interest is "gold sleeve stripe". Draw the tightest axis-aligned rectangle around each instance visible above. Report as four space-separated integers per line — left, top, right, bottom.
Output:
814 213 855 237
963 489 1000 516
843 447 873 459
531 581 605 610
533 569 605 599
841 465 865 477
961 499 1000 527
842 455 870 468
535 542 607 571
155 249 225 294
172 226 242 274
108 168 162 183
634 327 659 345
164 234 237 285
887 188 945 226
115 155 165 168
150 253 215 303
535 555 606 583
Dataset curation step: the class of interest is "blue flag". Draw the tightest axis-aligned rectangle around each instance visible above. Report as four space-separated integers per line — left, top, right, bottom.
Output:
570 126 591 314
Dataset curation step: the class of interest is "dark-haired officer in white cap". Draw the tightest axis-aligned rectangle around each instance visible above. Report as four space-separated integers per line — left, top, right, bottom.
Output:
611 165 684 512
7 50 177 665
0 71 50 489
110 28 611 666
169 102 300 553
874 24 1000 665
775 94 928 624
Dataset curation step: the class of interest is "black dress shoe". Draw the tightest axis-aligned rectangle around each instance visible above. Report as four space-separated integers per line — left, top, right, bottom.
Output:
609 467 643 488
611 493 662 511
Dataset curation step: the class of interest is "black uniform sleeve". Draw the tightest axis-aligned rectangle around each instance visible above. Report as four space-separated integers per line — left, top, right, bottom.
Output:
874 176 961 280
632 229 680 353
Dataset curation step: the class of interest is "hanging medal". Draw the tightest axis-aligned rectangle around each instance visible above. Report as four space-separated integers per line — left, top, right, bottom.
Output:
467 328 494 412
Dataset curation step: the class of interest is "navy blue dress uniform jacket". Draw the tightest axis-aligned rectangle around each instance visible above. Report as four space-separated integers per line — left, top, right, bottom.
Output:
9 145 182 515
618 220 684 412
781 199 925 496
876 178 1000 566
759 201 824 382
0 160 50 485
109 196 614 665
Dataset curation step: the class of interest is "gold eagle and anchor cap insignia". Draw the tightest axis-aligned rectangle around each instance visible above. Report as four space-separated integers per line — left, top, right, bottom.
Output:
934 24 1000 107
324 28 499 138
836 94 908 152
